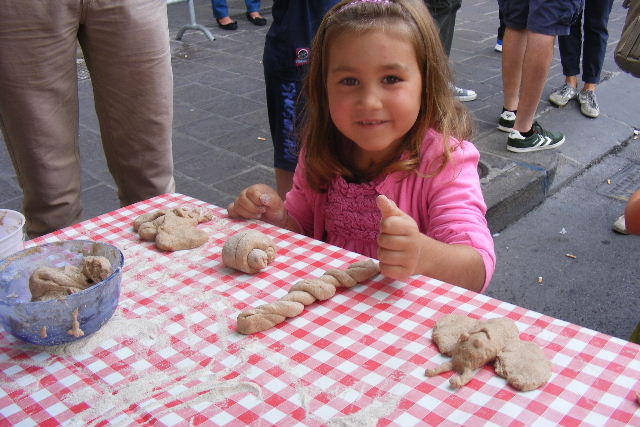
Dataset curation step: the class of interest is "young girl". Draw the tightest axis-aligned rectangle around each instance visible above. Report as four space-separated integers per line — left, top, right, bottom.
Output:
228 0 495 293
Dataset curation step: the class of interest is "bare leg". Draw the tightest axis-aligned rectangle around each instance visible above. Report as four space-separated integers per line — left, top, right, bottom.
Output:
275 168 294 201
502 27 527 111
512 31 556 132
565 75 578 88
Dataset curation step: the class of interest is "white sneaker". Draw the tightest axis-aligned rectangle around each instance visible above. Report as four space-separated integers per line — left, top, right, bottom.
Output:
497 110 516 132
613 215 629 234
578 89 600 118
494 40 503 52
453 86 477 102
549 83 578 107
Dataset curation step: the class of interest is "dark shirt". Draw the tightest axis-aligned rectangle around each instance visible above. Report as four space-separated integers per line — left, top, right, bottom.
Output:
263 0 340 80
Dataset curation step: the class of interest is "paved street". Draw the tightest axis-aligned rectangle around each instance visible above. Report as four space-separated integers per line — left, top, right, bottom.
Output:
1 0 638 339
488 137 640 340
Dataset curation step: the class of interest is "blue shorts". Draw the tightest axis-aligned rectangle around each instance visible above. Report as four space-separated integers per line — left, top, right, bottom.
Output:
264 71 305 172
498 0 584 36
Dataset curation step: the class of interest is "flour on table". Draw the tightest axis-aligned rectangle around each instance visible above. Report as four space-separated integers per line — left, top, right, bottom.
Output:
27 311 166 358
326 394 400 427
64 363 262 426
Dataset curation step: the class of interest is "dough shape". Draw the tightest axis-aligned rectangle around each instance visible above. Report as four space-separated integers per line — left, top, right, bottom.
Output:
222 230 277 274
133 206 212 251
236 260 380 335
425 314 551 391
29 256 113 302
81 255 113 283
494 340 552 391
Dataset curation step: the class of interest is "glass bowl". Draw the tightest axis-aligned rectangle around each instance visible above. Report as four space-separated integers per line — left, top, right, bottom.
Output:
0 240 124 345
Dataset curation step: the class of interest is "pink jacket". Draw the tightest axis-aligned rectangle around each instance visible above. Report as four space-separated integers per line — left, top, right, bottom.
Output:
284 129 496 292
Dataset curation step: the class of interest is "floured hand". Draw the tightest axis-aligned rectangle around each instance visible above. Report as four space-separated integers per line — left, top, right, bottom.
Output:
227 184 286 226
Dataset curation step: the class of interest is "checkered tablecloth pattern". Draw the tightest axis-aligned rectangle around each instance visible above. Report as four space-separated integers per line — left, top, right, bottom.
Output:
1 193 639 427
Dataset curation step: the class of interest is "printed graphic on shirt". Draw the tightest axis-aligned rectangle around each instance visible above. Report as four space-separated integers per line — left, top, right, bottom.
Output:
280 82 298 164
295 48 310 67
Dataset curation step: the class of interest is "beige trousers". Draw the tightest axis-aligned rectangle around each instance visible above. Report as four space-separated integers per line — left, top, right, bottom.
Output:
0 0 175 237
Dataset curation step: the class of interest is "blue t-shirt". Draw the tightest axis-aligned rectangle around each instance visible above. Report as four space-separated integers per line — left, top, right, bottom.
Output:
263 0 340 80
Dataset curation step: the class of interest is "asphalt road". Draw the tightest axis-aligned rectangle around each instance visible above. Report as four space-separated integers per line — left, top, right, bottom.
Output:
487 134 640 341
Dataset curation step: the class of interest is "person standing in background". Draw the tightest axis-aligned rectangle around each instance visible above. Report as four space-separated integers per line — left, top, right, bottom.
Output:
263 0 340 199
212 0 267 30
424 0 478 101
496 9 505 52
548 0 615 118
0 0 175 238
497 0 583 153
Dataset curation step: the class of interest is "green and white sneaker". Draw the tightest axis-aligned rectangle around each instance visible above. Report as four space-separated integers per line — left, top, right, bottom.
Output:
507 122 565 153
549 83 578 107
497 110 516 132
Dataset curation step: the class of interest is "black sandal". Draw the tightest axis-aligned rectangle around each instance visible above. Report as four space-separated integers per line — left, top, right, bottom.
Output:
216 18 238 30
246 12 267 26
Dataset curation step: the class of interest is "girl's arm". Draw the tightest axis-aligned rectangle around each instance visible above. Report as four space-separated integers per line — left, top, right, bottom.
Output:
377 195 485 292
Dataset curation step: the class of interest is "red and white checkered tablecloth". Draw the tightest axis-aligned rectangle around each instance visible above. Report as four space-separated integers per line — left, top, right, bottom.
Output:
1 193 639 427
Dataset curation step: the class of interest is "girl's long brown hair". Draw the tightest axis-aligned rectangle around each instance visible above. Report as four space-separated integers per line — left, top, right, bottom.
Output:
300 0 474 192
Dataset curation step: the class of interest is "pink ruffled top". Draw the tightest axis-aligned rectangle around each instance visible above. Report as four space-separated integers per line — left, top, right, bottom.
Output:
285 129 496 292
325 176 383 259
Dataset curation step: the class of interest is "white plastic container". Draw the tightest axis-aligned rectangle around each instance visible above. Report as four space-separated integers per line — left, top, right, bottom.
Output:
0 209 26 259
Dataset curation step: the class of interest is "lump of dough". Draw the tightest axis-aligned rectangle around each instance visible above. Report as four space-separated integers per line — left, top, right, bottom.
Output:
29 256 113 302
425 314 551 391
82 255 112 283
431 314 481 355
133 206 213 251
495 340 552 391
155 212 209 251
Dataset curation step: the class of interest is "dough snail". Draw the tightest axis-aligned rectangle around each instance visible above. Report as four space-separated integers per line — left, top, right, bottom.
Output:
236 260 380 335
222 230 277 274
425 314 552 391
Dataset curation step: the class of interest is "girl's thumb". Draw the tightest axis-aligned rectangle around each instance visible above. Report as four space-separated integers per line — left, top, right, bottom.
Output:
376 195 404 218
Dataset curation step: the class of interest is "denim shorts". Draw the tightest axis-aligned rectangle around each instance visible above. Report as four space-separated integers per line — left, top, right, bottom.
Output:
497 0 584 36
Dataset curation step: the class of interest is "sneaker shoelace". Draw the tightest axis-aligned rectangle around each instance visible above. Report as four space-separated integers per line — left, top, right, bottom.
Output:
582 90 598 109
555 84 576 98
531 122 552 138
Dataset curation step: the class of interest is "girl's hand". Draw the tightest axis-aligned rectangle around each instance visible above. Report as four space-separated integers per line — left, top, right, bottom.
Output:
376 195 423 280
227 184 286 226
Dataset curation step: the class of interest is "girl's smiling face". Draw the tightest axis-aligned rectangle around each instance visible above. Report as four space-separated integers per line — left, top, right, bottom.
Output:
326 28 422 169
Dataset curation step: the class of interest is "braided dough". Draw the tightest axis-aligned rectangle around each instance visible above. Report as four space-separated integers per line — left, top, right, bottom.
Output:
236 260 380 334
425 314 551 391
133 206 213 251
222 230 277 274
